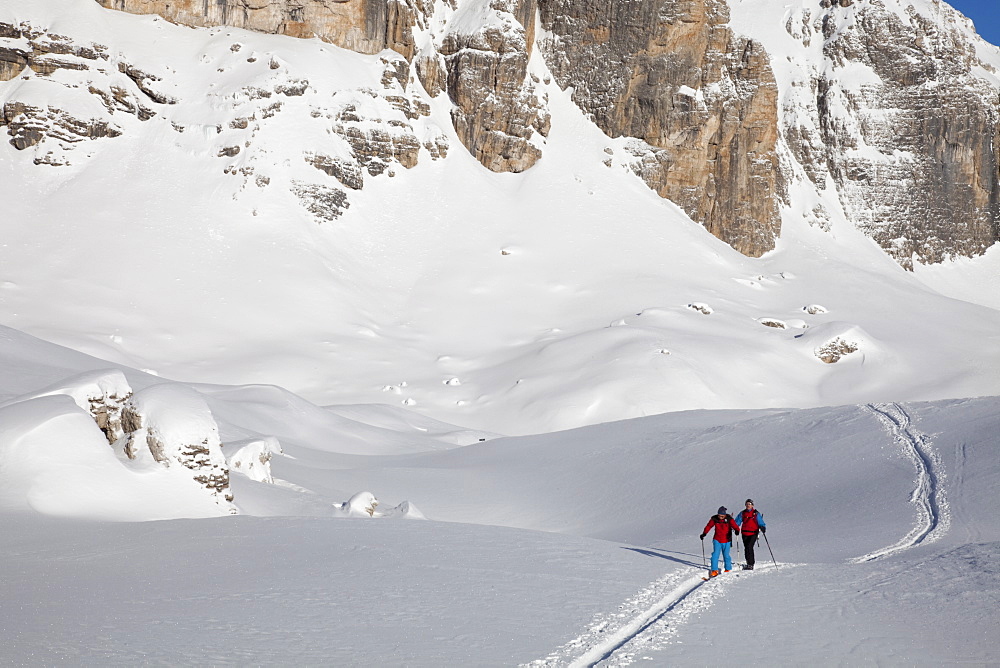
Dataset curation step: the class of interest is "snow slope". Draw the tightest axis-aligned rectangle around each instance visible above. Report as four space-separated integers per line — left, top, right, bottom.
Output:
0 328 998 665
1 1 999 664
1 0 999 436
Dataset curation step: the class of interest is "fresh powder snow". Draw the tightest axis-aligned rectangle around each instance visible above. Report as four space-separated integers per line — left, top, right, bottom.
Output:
0 0 998 666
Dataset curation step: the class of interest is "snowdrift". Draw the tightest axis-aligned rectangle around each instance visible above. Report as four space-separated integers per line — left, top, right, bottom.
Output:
0 325 997 665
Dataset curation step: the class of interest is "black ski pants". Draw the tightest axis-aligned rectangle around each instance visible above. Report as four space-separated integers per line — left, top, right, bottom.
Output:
742 532 759 566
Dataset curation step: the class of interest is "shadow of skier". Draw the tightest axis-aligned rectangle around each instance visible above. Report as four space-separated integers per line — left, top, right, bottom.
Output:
622 547 702 568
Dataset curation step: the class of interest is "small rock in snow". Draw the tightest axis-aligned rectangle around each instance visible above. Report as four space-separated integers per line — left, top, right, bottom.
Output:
687 303 713 315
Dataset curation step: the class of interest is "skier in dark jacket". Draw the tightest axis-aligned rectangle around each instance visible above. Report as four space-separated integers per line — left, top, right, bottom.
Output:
735 499 766 570
700 506 740 576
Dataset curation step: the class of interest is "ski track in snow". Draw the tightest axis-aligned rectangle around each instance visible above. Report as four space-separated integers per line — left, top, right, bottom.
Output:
524 563 780 668
853 402 949 563
528 402 950 666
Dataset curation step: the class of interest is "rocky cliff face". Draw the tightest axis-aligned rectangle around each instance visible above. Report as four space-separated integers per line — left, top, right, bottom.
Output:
0 15 448 221
9 0 1000 264
96 0 552 174
92 0 779 253
96 0 429 59
439 0 549 172
781 0 1000 268
537 0 783 257
88 0 777 250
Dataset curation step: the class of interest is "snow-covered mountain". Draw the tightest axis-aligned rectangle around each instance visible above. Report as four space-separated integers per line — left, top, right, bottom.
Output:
1 0 999 435
1 2 999 663
80 0 1000 264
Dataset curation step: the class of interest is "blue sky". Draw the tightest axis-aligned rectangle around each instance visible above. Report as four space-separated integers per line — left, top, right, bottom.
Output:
947 0 999 46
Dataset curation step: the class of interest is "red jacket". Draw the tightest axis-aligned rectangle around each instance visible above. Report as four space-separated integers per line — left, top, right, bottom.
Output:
738 509 760 533
703 515 740 543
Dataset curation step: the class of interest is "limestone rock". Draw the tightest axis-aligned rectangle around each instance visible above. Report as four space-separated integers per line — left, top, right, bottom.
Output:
118 62 178 104
415 47 446 97
94 0 431 59
298 82 443 201
0 25 165 165
291 180 351 222
440 0 550 173
306 152 364 190
94 0 547 174
0 43 28 81
781 1 1000 268
18 369 134 444
119 384 235 508
815 337 859 364
538 0 782 256
27 0 1000 264
2 101 123 153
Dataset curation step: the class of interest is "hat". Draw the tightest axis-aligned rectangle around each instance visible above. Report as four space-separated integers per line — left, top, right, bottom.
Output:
745 499 754 505
718 506 727 515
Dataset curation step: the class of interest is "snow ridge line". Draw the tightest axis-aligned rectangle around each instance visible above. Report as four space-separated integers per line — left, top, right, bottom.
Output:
854 402 949 563
525 565 778 668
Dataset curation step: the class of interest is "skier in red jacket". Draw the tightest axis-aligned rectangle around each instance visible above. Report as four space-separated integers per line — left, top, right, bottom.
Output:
735 499 767 570
700 506 740 576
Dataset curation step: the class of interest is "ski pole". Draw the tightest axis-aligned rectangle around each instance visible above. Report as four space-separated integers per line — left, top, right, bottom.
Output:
762 531 778 569
701 537 706 569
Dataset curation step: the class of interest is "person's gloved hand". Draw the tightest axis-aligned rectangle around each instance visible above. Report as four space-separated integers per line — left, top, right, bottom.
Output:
699 533 706 540
760 527 766 534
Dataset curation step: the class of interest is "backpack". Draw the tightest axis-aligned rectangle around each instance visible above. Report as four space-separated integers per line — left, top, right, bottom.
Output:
711 514 734 542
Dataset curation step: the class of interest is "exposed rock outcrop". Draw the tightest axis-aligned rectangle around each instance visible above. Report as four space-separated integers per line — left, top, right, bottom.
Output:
120 384 235 509
93 0 550 175
781 0 1000 268
24 369 133 444
0 24 158 164
297 71 447 211
439 0 550 173
3 100 123 151
95 0 430 59
0 43 28 81
0 17 446 223
11 1 1000 265
10 370 236 511
537 0 783 256
1 22 108 80
291 180 351 222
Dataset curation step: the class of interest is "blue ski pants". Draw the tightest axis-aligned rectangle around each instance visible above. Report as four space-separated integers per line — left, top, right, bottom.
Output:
711 540 732 572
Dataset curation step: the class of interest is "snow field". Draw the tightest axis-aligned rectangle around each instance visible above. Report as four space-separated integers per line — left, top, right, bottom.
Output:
0 0 999 664
0 325 998 664
2 1 1000 436
0 516 674 666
